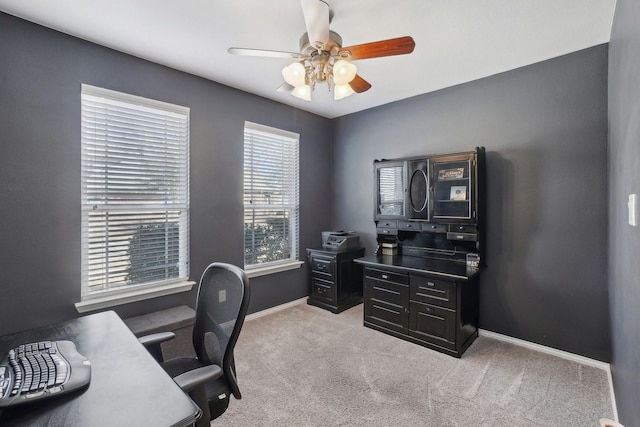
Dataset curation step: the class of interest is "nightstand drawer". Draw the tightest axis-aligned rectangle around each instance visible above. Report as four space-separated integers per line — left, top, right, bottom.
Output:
311 277 335 302
309 253 335 275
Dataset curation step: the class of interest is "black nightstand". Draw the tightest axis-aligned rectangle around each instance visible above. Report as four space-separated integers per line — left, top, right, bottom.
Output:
306 247 365 313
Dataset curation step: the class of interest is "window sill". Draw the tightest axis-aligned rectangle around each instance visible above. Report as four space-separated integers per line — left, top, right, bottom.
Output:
75 280 196 313
245 260 304 278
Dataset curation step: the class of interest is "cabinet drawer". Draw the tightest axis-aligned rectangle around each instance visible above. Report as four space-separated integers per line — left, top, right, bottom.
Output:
398 221 420 231
409 301 456 349
447 224 478 242
365 299 408 334
421 223 447 233
311 277 335 302
364 278 408 334
446 232 477 242
377 220 398 229
376 226 398 236
309 253 335 276
364 268 408 285
449 224 477 234
364 277 408 307
410 275 456 309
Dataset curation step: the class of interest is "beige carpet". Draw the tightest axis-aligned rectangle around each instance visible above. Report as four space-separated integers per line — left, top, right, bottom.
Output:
218 303 613 426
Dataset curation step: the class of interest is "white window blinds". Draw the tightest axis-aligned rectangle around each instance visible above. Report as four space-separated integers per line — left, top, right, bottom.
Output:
243 122 299 268
81 84 190 299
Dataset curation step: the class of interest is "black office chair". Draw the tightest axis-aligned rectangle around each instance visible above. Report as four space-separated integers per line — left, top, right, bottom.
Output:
140 262 251 426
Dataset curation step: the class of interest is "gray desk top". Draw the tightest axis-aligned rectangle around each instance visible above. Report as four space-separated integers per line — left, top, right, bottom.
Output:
0 311 200 427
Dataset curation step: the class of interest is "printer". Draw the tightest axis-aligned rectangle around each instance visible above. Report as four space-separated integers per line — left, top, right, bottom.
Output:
322 231 360 251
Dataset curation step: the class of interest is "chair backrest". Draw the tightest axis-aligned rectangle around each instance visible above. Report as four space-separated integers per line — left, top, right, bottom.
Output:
192 262 250 399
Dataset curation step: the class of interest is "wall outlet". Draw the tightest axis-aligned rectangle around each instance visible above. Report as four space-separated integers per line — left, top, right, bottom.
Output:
629 193 637 227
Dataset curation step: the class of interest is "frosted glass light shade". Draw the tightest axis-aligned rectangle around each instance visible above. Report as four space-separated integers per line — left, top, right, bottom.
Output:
292 84 312 101
333 60 357 85
334 83 354 100
282 62 306 87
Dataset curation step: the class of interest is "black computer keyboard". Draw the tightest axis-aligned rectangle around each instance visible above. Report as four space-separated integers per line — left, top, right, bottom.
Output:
0 340 91 407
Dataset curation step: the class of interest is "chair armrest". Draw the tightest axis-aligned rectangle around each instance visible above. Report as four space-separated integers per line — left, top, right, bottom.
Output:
138 332 175 363
173 365 223 393
138 331 176 347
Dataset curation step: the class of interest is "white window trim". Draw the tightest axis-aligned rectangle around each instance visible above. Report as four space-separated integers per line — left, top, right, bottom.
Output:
245 260 304 279
79 84 191 308
75 280 195 313
243 121 300 272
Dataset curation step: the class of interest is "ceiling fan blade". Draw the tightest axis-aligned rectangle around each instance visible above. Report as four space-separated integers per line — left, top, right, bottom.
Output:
349 75 372 93
301 0 330 46
228 47 301 59
277 82 294 92
341 36 415 60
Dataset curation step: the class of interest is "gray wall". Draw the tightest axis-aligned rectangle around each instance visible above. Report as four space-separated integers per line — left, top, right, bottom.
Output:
0 13 333 335
0 8 617 376
608 0 640 424
331 46 610 361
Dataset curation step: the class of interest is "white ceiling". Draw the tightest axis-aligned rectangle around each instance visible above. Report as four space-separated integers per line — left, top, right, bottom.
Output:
0 0 617 119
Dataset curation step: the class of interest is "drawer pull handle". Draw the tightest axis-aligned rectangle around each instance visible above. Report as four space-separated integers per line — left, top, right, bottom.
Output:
382 274 389 279
427 282 435 287
431 225 437 229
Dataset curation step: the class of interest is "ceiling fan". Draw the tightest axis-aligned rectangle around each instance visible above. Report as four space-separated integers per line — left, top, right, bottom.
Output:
228 0 415 101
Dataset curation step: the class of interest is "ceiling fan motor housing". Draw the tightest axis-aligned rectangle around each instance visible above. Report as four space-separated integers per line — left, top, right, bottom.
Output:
300 30 343 56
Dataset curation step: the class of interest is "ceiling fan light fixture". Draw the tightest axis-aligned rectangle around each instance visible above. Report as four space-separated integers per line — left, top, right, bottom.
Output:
292 84 312 101
332 59 357 85
282 62 306 87
333 83 354 100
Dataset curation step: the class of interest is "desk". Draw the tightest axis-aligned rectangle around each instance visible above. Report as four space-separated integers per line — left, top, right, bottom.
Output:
0 311 200 426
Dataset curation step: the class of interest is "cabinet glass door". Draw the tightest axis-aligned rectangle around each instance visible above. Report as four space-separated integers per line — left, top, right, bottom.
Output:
407 159 429 220
432 159 472 219
375 161 406 218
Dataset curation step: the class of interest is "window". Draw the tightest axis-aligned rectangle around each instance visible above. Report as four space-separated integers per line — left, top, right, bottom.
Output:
243 122 300 275
79 85 190 310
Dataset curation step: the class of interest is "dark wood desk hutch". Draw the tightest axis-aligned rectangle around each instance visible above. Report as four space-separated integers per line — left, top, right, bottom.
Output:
355 147 485 358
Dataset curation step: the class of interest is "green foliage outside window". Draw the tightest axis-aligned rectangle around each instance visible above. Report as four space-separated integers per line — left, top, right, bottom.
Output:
127 222 179 284
244 217 290 265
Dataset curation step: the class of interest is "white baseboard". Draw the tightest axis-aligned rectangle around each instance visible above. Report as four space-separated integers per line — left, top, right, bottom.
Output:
479 329 618 422
245 297 307 322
